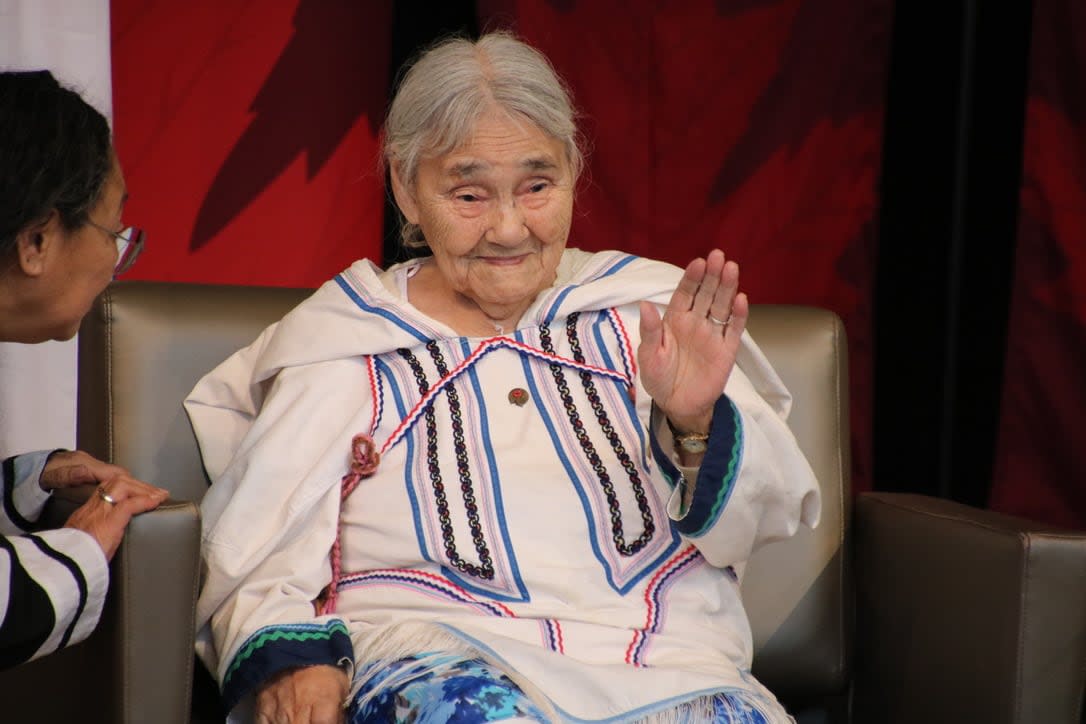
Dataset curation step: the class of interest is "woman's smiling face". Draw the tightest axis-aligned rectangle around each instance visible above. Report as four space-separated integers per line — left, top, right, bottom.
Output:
392 108 574 315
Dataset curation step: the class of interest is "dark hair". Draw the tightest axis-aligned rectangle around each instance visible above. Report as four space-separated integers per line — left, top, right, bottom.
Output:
0 70 113 257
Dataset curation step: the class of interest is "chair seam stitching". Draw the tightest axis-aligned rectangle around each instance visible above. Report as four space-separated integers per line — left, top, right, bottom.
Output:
832 314 849 678
1015 539 1029 722
103 290 128 720
184 506 199 720
104 290 115 464
124 525 133 722
864 496 1086 540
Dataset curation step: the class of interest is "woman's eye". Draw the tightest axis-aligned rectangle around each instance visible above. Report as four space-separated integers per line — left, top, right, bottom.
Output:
528 182 549 194
456 193 480 202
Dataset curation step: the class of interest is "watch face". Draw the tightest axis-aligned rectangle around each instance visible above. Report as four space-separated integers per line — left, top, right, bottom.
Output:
679 437 708 454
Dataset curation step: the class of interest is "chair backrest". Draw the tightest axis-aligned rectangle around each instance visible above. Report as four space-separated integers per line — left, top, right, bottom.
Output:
78 281 310 502
742 305 852 706
78 282 851 705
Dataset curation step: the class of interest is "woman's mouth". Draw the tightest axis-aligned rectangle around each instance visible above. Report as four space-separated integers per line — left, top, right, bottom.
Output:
478 253 528 266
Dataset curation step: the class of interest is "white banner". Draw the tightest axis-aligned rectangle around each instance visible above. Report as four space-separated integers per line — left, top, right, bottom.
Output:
0 0 112 456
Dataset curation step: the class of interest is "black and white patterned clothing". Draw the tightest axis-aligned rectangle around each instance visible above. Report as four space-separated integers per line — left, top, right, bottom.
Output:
0 451 108 669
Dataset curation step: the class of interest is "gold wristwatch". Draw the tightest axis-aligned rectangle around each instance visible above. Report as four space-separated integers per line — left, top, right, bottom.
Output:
668 419 710 455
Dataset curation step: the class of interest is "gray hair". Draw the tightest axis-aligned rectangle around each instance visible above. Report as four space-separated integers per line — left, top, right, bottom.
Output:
383 31 584 249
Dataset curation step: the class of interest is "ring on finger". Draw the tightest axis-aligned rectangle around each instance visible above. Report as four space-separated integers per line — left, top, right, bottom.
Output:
709 313 732 326
97 486 117 506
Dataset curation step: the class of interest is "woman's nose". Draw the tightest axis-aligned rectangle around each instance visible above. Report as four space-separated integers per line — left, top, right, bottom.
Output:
486 200 529 245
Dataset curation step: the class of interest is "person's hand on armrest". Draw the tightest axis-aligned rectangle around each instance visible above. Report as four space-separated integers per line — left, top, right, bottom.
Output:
44 450 169 560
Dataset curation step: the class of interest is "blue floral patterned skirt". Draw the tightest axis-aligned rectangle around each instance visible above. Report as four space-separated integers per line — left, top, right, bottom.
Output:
348 653 549 723
348 653 775 723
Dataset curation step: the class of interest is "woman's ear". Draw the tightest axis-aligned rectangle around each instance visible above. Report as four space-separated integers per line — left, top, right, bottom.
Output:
14 212 60 277
389 163 420 225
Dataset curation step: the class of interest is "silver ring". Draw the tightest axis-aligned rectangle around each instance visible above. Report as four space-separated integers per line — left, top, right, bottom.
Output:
97 486 117 505
709 314 732 326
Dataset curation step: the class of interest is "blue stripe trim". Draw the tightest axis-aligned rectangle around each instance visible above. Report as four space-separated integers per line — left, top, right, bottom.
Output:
675 396 744 538
542 285 579 326
622 531 683 596
541 253 638 324
377 358 434 565
649 425 682 491
458 342 530 603
591 316 617 371
630 550 703 665
338 571 513 616
221 620 353 712
516 331 680 595
384 346 527 603
515 333 621 592
594 253 638 277
590 316 651 470
333 274 430 342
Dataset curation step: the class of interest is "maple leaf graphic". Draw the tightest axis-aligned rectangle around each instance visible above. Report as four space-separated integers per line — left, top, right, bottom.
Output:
191 0 386 250
710 0 884 205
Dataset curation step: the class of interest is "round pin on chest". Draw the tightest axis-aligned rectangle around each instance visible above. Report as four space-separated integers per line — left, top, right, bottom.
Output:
508 388 529 406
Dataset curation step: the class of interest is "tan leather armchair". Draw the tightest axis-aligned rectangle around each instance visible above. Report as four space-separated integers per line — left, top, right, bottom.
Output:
0 280 1081 724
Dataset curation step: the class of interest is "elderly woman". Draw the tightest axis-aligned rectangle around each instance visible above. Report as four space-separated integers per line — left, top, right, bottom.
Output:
0 70 166 669
188 32 819 724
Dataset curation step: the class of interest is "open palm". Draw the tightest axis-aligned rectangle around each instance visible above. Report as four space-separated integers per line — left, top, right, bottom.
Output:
638 249 748 434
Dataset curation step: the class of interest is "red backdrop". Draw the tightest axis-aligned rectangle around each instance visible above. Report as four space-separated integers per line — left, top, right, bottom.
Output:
110 0 892 492
479 0 891 491
989 0 1086 529
110 0 391 287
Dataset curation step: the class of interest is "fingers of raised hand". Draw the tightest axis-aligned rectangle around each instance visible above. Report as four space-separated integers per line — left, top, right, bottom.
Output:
689 249 729 318
704 258 740 331
723 291 750 342
670 257 707 313
677 250 740 336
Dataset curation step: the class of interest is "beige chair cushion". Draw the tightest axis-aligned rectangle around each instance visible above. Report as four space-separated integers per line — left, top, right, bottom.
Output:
77 283 311 501
743 305 851 701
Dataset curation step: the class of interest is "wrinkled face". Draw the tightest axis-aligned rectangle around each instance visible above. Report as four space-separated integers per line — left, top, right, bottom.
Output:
39 157 126 341
394 109 574 312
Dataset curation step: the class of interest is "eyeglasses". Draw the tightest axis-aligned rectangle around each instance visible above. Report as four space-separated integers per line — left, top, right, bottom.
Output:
86 221 146 276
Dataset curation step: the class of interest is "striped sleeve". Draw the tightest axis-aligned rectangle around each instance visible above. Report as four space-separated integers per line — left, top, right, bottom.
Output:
1 452 55 534
0 454 109 669
0 528 109 669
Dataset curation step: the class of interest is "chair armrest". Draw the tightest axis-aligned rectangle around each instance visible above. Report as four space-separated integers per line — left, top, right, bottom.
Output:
113 499 201 724
853 492 1086 724
36 488 201 724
